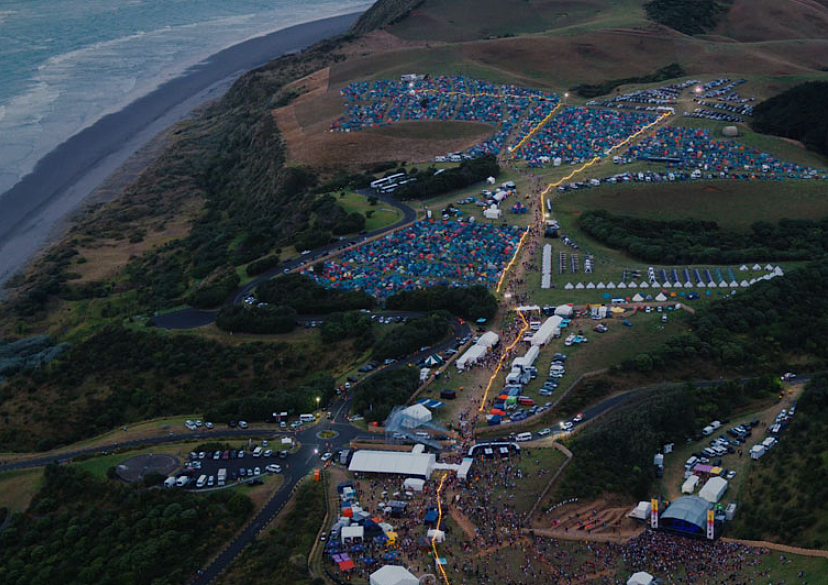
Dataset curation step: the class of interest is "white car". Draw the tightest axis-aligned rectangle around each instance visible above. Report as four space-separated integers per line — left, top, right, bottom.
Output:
254 467 261 476
320 452 333 462
265 464 282 473
238 420 248 429
205 422 214 429
301 249 311 255
573 413 584 423
726 470 736 480
263 449 273 458
560 421 574 431
537 428 552 437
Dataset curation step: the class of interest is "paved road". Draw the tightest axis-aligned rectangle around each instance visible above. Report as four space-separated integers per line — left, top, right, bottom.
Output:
153 190 415 330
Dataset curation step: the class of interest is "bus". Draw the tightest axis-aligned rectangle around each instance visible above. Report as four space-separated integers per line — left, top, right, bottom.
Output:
370 173 406 190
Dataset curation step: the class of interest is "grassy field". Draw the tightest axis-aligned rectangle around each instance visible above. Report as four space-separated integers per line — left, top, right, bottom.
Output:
490 446 568 514
554 178 828 231
335 191 405 231
0 468 44 513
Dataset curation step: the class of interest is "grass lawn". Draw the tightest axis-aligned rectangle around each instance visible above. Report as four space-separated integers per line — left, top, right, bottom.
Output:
334 191 404 232
0 468 44 512
70 441 202 479
489 447 568 515
554 178 828 232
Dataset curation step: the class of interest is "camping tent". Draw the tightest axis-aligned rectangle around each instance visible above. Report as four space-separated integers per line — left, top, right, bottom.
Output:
400 404 432 428
369 565 419 585
404 478 425 492
632 293 644 302
699 476 728 503
627 572 654 585
655 292 667 302
628 501 651 520
424 355 442 367
554 305 574 318
427 529 445 543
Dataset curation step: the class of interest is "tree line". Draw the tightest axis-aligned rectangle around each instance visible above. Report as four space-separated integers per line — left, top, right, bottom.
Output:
386 285 497 320
351 366 421 423
393 156 500 200
752 81 828 159
579 209 828 264
0 464 252 585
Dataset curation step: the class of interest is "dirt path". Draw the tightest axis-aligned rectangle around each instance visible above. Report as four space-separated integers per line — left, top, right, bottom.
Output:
721 537 828 559
448 507 477 540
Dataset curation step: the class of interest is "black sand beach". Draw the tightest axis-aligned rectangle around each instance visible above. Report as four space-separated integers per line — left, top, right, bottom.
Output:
0 10 362 290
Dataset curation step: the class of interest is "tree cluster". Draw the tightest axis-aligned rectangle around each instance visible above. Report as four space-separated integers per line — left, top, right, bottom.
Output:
752 81 828 158
351 366 420 423
320 311 375 351
645 0 732 35
0 464 251 585
216 305 299 334
571 63 685 98
393 156 500 200
579 209 828 264
386 285 497 320
372 312 451 360
256 274 374 314
730 374 828 549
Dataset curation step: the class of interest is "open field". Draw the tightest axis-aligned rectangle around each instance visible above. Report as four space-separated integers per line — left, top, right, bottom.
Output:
335 191 404 232
0 468 44 513
554 179 828 231
491 446 568 514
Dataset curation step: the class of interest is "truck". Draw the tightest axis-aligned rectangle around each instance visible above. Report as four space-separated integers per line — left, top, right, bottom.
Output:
299 413 316 423
217 468 227 486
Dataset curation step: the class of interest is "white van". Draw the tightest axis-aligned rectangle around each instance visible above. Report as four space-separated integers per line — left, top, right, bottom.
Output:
299 414 316 423
702 426 714 436
175 476 190 488
710 420 721 430
164 477 177 488
761 437 777 450
252 446 263 458
196 475 207 488
684 456 699 470
516 432 532 442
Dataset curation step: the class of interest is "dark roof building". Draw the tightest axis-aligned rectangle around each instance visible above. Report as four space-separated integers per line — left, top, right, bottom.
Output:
660 496 714 538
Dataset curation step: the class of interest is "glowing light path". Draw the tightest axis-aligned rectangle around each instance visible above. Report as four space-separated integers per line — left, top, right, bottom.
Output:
509 102 564 157
539 111 671 224
496 228 530 293
478 310 530 412
431 473 451 585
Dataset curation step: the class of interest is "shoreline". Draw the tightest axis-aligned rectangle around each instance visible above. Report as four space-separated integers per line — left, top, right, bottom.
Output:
0 10 363 291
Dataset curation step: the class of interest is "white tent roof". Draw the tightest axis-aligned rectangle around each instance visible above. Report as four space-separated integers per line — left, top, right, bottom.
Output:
349 450 436 478
596 282 606 289
699 476 728 503
617 282 627 289
718 281 727 288
401 404 432 425
456 344 486 369
740 280 750 287
564 282 574 290
370 565 419 585
478 331 500 348
629 501 651 520
655 292 667 302
632 293 644 302
628 281 638 288
342 525 364 543
426 528 445 543
606 281 616 289
586 282 595 289
530 316 563 346
682 475 699 494
627 572 654 585
404 478 425 492
575 282 585 289
662 281 672 288
639 281 649 289
554 305 574 317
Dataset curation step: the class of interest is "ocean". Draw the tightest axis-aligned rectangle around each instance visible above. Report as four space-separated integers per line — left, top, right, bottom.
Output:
0 0 370 197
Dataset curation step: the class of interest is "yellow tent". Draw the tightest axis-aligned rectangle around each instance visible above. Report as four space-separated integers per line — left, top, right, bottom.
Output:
610 306 625 314
385 531 398 545
710 467 723 476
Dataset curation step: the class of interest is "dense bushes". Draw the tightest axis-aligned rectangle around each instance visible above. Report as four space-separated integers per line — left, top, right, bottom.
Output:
320 311 374 350
752 81 828 158
221 479 326 585
394 156 500 200
187 269 241 309
571 63 685 98
372 312 451 360
245 254 280 277
730 375 828 548
561 378 778 499
0 336 71 383
618 262 828 375
579 209 828 264
0 464 251 585
257 274 374 314
645 0 732 35
216 305 298 334
204 375 336 423
386 285 497 320
352 366 420 423
0 326 355 451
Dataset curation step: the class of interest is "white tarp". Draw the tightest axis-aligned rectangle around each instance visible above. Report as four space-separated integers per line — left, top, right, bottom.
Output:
629 501 651 520
554 305 573 318
699 476 728 503
427 529 445 543
478 332 500 348
404 478 425 492
370 565 419 585
457 457 473 481
682 475 699 494
627 572 654 585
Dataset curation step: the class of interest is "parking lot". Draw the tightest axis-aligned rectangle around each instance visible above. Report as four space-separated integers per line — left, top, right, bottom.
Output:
171 440 296 489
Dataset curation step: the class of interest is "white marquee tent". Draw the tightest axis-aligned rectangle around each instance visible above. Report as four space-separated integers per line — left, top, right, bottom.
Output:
370 565 419 585
627 571 654 585
699 476 728 503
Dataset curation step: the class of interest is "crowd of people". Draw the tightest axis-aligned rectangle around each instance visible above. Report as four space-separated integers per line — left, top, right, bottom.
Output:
520 107 658 166
626 126 824 178
301 220 525 299
330 76 560 158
